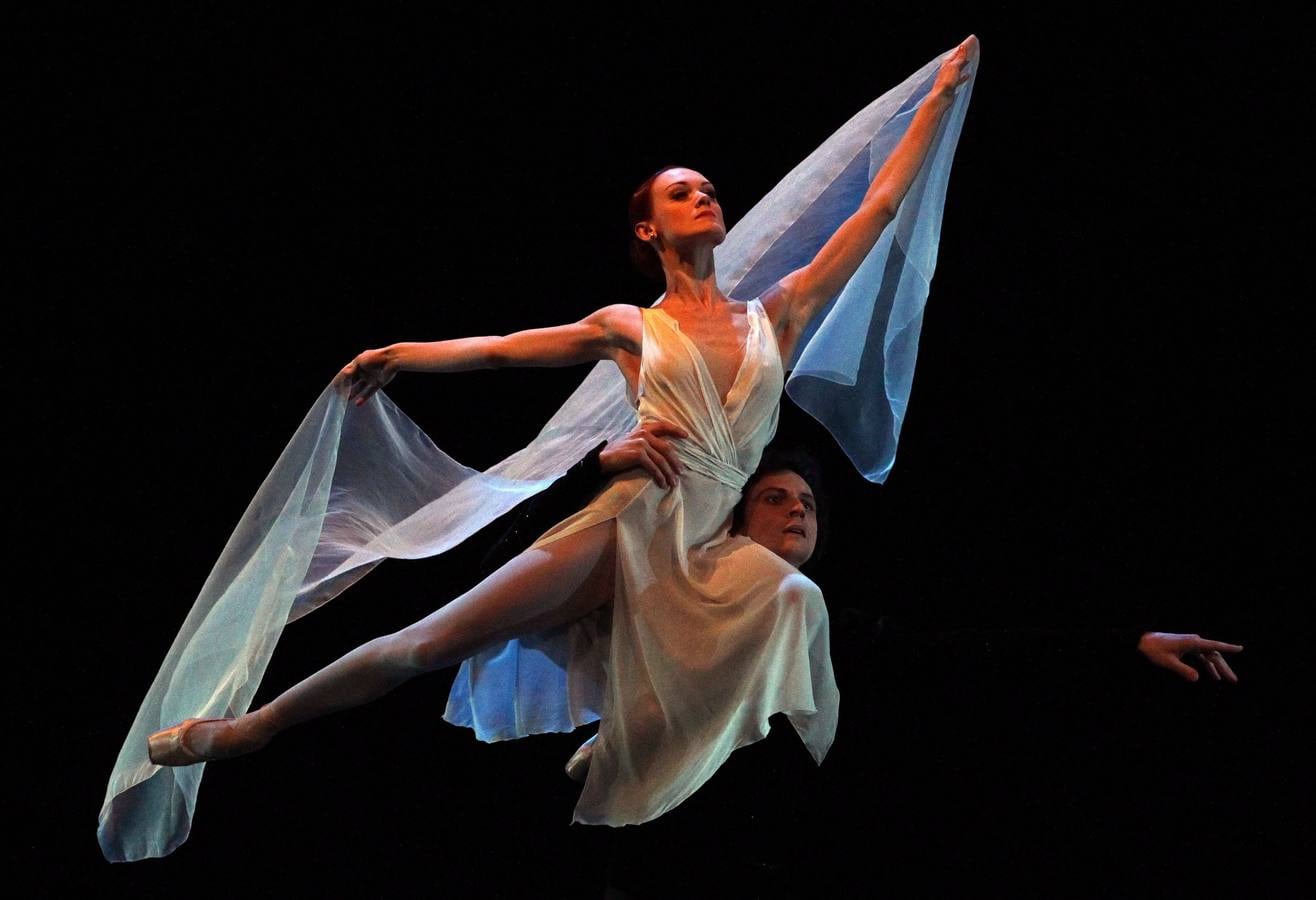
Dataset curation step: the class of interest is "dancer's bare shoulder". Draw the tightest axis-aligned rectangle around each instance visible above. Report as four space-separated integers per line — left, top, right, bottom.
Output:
757 277 809 364
583 303 643 363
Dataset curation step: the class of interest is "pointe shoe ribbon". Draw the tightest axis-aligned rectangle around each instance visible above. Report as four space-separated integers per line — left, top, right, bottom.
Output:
147 717 228 767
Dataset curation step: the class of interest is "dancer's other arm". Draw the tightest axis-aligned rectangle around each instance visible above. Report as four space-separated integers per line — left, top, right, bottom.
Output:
479 419 688 574
972 626 1244 683
339 303 640 406
1137 632 1243 683
861 618 1244 684
760 35 978 346
598 419 688 489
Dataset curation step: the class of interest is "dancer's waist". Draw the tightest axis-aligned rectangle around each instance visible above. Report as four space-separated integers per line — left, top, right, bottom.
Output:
673 441 749 492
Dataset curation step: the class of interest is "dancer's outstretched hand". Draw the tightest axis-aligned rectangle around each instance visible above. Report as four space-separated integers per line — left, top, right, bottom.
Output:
600 419 689 489
339 348 397 407
1137 632 1244 683
933 35 978 102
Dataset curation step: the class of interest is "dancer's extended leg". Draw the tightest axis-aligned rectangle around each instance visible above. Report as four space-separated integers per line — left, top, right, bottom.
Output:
170 520 617 760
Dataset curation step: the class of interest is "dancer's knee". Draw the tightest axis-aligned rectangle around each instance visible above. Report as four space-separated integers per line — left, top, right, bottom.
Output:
628 690 666 747
779 571 824 609
395 520 619 673
385 629 452 677
388 627 443 674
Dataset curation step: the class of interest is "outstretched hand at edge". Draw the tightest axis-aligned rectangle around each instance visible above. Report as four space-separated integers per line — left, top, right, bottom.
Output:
931 35 979 103
338 348 397 407
1137 632 1244 683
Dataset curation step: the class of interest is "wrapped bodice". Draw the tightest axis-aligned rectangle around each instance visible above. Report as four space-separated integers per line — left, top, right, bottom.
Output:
632 299 783 494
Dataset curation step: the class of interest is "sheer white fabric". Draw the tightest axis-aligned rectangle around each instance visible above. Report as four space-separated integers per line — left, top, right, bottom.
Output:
98 42 976 862
447 300 836 826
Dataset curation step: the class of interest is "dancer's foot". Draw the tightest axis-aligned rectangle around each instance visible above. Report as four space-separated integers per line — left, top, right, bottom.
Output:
147 708 278 766
564 733 598 783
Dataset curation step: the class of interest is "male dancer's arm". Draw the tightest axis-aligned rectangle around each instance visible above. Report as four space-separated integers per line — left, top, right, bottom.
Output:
478 440 611 574
925 623 1241 683
855 614 1240 683
478 420 689 575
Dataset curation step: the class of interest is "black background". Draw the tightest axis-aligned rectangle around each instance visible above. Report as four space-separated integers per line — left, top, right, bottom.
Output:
21 7 1305 896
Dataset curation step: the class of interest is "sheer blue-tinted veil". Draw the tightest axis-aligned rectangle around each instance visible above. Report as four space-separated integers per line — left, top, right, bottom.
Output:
98 42 977 862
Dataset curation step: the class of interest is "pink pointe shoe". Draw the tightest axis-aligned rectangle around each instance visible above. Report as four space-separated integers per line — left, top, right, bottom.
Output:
564 734 598 783
147 717 231 766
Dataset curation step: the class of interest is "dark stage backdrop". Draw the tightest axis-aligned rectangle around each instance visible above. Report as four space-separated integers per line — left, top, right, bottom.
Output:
23 9 1304 897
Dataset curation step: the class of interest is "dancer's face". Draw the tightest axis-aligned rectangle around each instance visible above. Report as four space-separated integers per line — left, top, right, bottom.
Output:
637 167 726 249
738 470 818 567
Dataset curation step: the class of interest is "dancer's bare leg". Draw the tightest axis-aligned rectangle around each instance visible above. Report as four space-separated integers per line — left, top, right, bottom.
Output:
179 520 617 758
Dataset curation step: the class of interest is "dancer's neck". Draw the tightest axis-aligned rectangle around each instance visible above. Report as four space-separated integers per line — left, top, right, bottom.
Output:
662 272 729 313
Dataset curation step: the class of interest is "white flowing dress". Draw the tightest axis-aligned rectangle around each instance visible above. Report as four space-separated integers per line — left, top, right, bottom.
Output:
444 299 838 824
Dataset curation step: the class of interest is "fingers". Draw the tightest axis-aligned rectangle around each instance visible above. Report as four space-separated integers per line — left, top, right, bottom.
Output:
1165 655 1200 683
339 355 394 407
637 444 674 489
1143 636 1240 684
1198 650 1239 683
1212 653 1240 683
601 428 685 487
642 432 684 480
633 420 687 482
347 372 382 407
645 443 679 488
1195 638 1244 654
939 44 975 94
359 376 387 406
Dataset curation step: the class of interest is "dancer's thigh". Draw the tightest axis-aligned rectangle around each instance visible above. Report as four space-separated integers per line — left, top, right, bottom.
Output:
396 519 616 670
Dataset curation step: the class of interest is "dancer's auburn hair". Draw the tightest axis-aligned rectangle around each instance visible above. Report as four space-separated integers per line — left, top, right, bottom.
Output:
627 164 684 282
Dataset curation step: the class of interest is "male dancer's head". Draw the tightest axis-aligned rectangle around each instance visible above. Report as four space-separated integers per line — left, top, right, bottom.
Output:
731 445 828 569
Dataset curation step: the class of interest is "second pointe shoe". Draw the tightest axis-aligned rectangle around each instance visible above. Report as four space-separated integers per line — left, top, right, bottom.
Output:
564 733 598 783
147 717 230 767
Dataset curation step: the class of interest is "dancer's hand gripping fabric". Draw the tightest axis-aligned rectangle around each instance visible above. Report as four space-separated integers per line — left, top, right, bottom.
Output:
339 347 397 407
932 35 978 104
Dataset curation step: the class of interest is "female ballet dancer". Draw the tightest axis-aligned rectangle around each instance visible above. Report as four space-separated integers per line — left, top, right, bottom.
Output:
133 35 978 846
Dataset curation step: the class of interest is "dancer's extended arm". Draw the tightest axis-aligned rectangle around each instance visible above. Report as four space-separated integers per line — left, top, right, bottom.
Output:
761 35 977 347
339 303 639 405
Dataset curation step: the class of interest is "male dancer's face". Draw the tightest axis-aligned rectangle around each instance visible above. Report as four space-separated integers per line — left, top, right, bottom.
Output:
738 470 818 567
